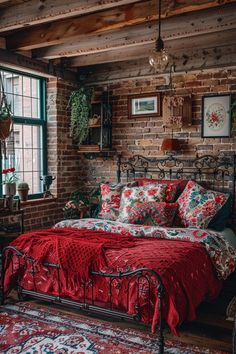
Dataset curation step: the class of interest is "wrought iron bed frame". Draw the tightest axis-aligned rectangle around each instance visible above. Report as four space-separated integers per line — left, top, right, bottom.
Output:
0 153 236 354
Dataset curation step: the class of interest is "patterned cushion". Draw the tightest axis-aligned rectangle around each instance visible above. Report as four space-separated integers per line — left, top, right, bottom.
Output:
176 180 229 229
127 201 178 226
118 184 168 223
99 181 137 221
135 178 187 202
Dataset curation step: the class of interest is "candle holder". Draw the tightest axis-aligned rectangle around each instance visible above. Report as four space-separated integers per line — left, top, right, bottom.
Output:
40 175 56 198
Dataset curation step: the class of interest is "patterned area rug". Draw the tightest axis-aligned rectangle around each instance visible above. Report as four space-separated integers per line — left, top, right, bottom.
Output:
0 302 228 354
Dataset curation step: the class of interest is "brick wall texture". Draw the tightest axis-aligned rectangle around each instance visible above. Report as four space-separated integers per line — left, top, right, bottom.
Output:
23 68 236 231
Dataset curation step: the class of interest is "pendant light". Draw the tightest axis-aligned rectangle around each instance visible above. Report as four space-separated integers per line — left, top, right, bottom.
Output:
149 0 169 72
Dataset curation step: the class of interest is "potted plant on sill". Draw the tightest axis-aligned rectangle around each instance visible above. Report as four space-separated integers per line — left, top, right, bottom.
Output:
68 86 94 146
2 167 18 197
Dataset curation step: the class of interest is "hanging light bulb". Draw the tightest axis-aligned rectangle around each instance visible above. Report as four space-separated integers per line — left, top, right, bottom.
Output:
149 0 169 72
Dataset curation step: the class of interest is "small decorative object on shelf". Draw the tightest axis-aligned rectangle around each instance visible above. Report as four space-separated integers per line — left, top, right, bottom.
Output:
40 175 56 198
17 182 30 201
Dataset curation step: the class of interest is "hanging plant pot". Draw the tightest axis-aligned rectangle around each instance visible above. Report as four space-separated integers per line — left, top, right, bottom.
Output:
0 117 12 140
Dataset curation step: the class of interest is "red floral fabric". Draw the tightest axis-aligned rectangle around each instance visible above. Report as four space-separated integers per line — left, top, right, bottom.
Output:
99 181 137 221
4 228 222 336
135 178 187 202
176 180 229 229
126 201 178 226
118 184 168 223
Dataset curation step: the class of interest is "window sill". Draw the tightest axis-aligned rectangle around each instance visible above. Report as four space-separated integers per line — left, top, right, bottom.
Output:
20 197 57 207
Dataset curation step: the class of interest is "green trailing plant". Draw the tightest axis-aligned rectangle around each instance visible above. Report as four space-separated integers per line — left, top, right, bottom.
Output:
68 87 94 145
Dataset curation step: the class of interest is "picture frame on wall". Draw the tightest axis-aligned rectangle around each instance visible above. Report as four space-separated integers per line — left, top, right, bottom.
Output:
202 93 231 138
128 93 161 118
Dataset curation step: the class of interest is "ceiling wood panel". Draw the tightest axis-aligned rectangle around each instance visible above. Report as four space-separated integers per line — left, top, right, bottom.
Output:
31 4 236 60
0 0 236 80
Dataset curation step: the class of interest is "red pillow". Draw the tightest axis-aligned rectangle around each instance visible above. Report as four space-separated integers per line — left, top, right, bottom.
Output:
127 201 178 227
135 178 187 202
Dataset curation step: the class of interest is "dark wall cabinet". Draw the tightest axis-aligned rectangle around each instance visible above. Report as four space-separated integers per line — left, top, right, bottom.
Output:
79 91 113 156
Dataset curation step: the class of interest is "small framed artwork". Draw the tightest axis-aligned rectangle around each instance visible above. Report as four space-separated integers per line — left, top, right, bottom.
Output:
128 93 161 118
202 94 231 138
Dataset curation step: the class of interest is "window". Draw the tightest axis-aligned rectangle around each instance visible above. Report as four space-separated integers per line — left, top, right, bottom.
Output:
0 68 47 198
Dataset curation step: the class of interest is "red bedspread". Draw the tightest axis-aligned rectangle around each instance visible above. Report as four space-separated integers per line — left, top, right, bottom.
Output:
4 228 221 335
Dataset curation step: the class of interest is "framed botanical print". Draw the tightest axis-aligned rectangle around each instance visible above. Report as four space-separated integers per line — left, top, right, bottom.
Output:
202 94 231 138
128 93 161 118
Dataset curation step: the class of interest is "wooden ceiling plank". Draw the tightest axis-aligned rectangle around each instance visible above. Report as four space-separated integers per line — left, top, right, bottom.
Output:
79 44 236 84
1 0 236 34
6 1 155 50
0 0 143 33
32 3 236 60
6 1 236 51
68 27 236 67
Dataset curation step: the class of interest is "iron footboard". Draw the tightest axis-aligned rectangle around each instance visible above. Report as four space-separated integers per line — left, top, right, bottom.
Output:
0 245 165 354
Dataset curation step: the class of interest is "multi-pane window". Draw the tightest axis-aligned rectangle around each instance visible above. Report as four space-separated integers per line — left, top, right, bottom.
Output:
0 68 47 197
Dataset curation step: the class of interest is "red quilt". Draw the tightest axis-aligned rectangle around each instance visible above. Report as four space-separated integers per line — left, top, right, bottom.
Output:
4 228 221 335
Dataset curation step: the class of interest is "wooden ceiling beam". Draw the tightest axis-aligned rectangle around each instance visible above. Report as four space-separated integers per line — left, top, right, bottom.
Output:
1 0 236 35
6 0 236 51
32 3 236 60
6 1 156 51
0 48 77 82
0 0 143 33
79 44 236 84
67 28 236 67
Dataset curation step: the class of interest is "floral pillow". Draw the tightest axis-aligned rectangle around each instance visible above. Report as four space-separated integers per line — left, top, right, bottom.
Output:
118 184 168 223
127 201 178 226
135 178 187 202
99 181 137 221
176 180 229 229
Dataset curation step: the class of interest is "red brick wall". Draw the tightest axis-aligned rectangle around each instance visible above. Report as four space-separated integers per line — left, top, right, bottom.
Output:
23 68 236 231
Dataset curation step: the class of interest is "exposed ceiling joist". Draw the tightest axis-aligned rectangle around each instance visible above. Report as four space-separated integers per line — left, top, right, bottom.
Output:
0 0 143 33
80 44 236 84
68 28 236 67
1 0 236 80
31 3 236 61
0 48 77 81
6 0 155 51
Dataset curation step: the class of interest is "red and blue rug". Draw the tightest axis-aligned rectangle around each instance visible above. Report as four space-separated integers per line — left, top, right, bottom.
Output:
0 302 228 353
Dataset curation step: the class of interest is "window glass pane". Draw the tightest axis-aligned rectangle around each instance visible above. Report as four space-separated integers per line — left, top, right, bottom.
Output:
32 98 39 118
23 96 32 117
13 94 23 116
0 69 45 196
31 79 39 98
23 76 31 96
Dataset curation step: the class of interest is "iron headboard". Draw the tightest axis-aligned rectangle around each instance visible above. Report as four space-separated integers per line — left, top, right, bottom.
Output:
117 153 236 220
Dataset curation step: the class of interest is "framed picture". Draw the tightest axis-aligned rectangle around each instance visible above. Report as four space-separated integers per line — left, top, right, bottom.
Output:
128 93 161 118
202 94 231 138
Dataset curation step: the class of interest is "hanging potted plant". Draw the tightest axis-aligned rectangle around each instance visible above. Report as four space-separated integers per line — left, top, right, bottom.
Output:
0 72 13 140
68 86 93 146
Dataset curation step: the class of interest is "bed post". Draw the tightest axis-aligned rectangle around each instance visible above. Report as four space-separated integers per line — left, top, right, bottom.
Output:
117 154 121 183
0 249 4 305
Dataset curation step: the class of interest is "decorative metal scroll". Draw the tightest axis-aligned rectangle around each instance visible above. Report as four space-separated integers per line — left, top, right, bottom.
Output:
0 246 165 354
117 153 236 216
